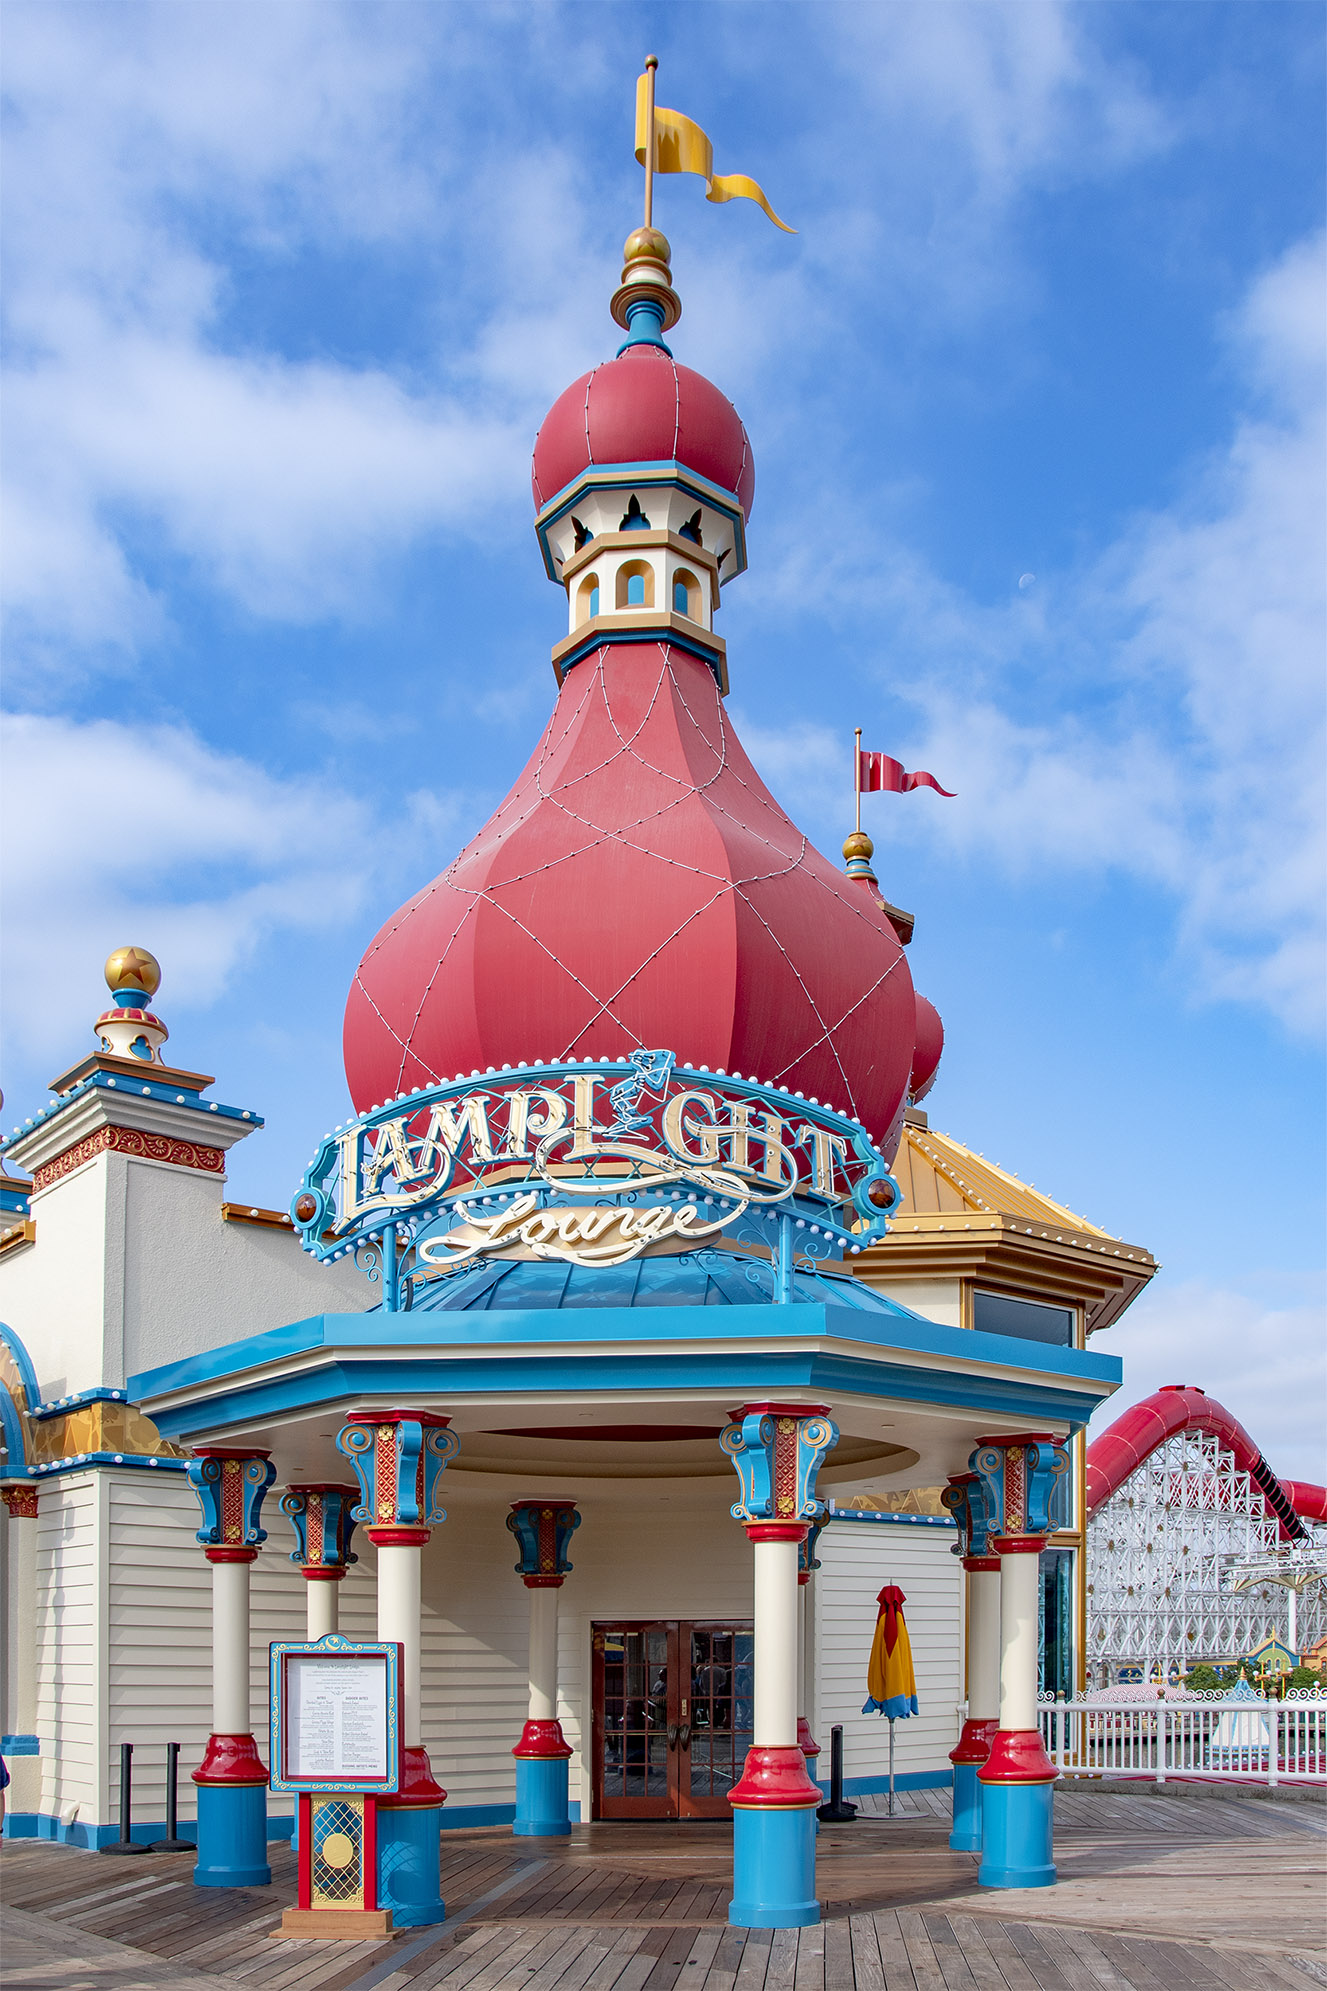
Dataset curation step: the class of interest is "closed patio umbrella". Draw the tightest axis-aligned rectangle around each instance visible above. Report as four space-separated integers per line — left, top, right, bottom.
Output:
862 1583 918 1814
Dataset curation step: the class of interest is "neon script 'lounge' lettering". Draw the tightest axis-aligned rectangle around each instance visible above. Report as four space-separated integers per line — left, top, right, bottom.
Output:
417 1193 729 1270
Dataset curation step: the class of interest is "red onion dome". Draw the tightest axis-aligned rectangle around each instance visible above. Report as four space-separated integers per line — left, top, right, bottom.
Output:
531 343 755 518
344 642 916 1155
909 994 944 1104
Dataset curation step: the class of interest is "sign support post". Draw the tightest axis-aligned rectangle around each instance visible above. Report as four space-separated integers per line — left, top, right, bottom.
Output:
269 1633 404 1940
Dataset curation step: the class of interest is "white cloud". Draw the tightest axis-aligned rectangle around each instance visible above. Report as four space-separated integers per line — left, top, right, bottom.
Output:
1089 1276 1327 1485
0 711 456 1062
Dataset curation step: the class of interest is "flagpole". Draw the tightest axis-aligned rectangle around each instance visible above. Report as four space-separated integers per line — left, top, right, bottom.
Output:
643 54 658 228
854 726 862 834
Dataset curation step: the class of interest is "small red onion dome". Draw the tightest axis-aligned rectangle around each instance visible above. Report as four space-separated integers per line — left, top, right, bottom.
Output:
531 344 755 518
910 994 944 1103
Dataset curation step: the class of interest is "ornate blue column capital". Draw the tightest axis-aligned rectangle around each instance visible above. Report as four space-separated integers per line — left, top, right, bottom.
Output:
941 1471 998 1565
721 1403 838 1531
968 1434 1070 1553
187 1449 275 1562
281 1483 360 1576
335 1409 458 1546
507 1499 581 1588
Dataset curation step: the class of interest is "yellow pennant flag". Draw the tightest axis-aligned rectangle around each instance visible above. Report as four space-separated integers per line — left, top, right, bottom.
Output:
635 73 794 234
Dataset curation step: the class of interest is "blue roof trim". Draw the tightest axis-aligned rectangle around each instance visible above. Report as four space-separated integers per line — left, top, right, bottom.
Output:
30 1385 134 1422
141 1350 1113 1444
1 1071 261 1159
130 1303 1120 1445
128 1299 1120 1403
555 623 727 687
26 1454 189 1479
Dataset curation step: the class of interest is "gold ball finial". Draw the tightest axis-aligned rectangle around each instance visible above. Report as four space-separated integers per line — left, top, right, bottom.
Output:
623 225 671 268
104 945 161 998
842 830 875 863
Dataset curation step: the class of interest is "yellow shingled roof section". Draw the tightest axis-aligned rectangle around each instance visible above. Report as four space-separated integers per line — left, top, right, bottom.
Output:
896 1123 1111 1238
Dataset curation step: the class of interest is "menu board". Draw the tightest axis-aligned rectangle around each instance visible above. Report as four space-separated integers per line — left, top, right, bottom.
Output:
285 1652 389 1782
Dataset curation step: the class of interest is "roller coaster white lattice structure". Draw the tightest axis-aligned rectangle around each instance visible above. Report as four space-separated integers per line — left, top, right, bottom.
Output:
1086 1428 1327 1684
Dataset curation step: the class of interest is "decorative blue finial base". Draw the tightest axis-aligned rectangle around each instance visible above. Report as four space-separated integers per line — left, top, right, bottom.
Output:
376 1803 446 1926
193 1783 270 1889
513 1755 572 1837
977 1780 1056 1890
729 1806 820 1928
949 1761 983 1853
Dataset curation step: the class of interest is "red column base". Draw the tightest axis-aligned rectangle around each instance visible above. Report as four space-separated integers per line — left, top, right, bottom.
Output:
950 1717 1000 1767
728 1745 822 1809
977 1728 1057 1784
513 1719 573 1760
796 1717 821 1760
193 1733 268 1785
378 1744 447 1807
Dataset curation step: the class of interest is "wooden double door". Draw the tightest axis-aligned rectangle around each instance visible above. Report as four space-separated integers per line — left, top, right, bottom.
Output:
591 1620 754 1819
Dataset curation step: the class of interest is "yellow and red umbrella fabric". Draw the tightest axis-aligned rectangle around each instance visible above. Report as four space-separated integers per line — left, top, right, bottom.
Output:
862 1583 919 1717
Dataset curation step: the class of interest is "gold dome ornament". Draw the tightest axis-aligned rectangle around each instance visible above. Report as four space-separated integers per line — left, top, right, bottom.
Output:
104 945 161 998
96 947 169 1065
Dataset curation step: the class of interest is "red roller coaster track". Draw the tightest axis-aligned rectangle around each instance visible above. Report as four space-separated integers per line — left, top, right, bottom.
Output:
1085 1385 1327 1544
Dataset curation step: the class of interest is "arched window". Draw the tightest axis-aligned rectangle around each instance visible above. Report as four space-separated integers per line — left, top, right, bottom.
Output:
615 560 655 610
672 570 701 620
576 574 600 626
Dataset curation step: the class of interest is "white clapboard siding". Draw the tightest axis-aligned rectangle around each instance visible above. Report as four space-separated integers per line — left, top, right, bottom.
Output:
35 1474 107 1831
813 1520 962 1786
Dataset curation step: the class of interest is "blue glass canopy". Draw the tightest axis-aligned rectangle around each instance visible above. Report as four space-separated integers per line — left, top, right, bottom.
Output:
405 1249 914 1316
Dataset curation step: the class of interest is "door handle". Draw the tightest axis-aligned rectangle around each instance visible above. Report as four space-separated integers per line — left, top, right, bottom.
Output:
678 1722 691 1749
667 1723 680 1750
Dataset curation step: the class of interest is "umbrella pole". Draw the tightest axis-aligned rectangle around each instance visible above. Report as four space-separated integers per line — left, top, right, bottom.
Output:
888 1718 895 1816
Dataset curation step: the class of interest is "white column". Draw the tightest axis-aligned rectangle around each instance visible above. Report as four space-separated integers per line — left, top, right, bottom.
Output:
752 1535 800 1747
306 1579 338 1642
212 1558 252 1735
997 1551 1041 1732
969 1564 1002 1723
528 1586 558 1722
377 1543 422 1748
2 1492 40 1814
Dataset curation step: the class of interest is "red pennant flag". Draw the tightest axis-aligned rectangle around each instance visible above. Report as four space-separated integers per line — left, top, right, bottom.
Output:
858 749 954 798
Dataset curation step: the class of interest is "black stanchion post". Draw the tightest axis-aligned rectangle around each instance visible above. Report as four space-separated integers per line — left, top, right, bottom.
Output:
149 1742 192 1853
100 1742 149 1854
816 1723 858 1822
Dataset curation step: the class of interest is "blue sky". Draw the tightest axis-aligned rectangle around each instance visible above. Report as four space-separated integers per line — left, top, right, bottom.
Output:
3 2 1323 1476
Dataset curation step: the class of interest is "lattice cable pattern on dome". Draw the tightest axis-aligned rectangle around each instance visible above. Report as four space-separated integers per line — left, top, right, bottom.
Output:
1086 1429 1327 1683
350 643 908 1125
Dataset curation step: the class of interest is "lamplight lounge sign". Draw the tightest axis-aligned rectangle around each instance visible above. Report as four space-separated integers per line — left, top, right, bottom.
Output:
292 1052 899 1290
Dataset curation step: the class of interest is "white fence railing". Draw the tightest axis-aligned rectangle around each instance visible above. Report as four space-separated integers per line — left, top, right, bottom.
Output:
1036 1693 1327 1785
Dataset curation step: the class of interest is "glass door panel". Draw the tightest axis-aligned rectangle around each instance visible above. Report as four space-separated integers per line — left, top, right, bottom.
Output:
592 1620 753 1820
681 1625 754 1816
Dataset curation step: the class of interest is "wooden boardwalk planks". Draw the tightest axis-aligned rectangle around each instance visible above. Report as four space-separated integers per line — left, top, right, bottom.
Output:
1 1790 1322 1991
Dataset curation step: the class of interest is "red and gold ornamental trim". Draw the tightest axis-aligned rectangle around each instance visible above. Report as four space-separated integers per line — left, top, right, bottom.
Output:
0 1483 38 1519
33 1125 225 1193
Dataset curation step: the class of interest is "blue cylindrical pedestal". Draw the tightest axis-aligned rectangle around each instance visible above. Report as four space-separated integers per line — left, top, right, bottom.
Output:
949 1760 983 1853
977 1780 1056 1889
730 1807 820 1929
377 1803 445 1926
193 1783 270 1889
514 1755 571 1837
